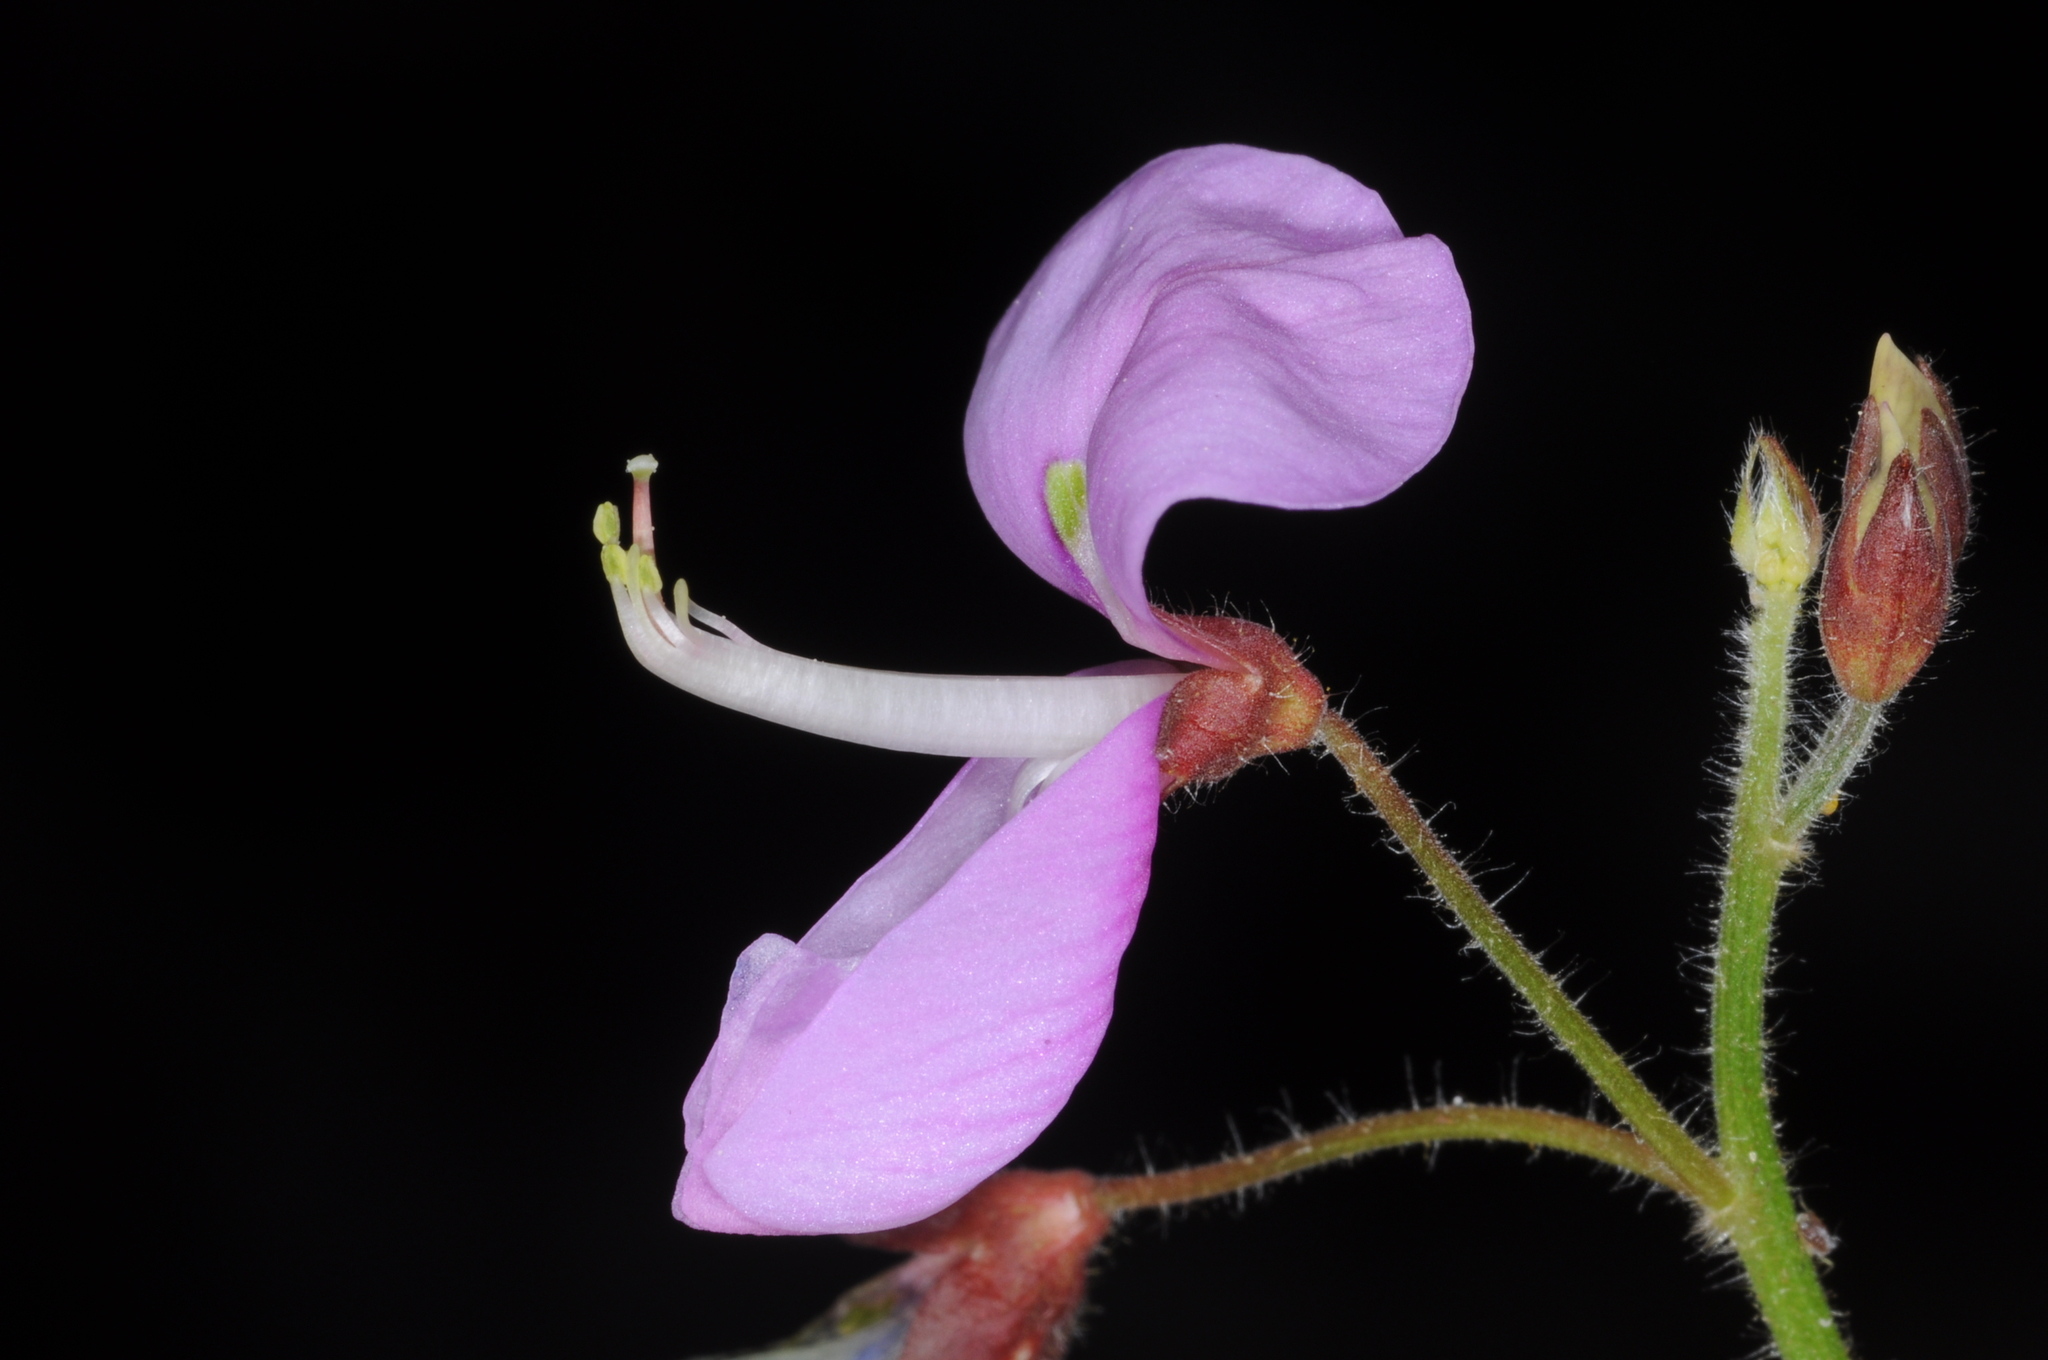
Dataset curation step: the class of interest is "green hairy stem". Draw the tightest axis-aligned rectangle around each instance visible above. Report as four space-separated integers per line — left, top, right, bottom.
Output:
1778 696 1885 842
1314 713 1733 1211
1710 589 1848 1358
1093 1104 1699 1213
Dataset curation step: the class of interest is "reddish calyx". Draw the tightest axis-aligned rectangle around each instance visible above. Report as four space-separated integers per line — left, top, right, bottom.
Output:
1820 380 1969 704
1154 614 1327 795
854 1170 1109 1360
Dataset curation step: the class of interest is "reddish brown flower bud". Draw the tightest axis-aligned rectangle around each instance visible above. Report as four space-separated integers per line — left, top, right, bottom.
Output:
774 1171 1108 1360
1819 335 1970 703
1153 614 1326 794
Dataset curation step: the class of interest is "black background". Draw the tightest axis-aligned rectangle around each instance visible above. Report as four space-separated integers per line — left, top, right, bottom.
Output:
26 9 2039 1357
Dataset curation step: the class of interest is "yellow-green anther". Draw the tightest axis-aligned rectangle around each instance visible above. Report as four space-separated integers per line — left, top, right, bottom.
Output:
1044 459 1088 550
593 501 621 545
626 453 660 480
636 552 663 594
600 542 630 584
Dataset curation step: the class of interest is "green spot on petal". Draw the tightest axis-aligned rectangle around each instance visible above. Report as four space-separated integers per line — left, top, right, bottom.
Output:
1044 459 1088 550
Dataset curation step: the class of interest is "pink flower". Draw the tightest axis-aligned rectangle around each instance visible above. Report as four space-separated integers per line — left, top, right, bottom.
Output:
597 145 1472 1235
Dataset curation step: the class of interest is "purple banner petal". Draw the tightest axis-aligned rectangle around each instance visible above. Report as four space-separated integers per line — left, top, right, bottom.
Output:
966 144 1473 661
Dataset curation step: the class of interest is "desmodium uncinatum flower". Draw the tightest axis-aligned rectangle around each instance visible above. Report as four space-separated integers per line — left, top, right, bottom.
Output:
598 145 1473 1234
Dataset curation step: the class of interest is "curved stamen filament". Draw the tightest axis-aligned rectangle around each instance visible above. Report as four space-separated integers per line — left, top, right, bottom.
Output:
597 459 1182 759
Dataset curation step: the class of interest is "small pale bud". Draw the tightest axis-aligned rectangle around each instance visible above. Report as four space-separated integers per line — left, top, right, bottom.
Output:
1730 434 1823 601
1820 336 1970 703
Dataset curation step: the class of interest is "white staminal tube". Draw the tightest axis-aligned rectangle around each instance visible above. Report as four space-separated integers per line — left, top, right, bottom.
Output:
599 460 1182 760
